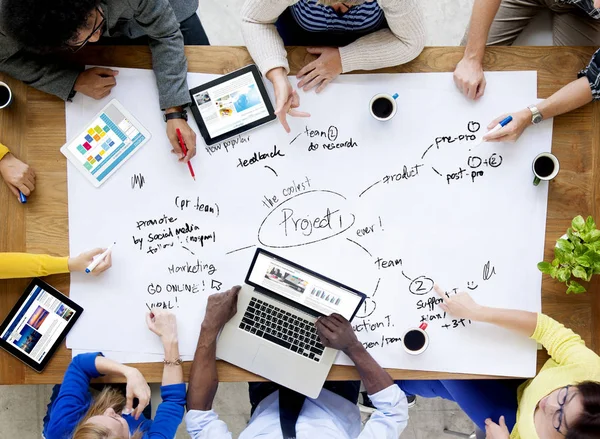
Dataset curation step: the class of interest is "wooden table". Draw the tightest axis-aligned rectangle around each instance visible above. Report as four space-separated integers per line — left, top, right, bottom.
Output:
0 46 598 384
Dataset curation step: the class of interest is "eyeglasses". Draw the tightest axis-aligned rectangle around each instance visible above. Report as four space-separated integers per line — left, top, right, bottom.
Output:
66 8 105 53
552 385 572 436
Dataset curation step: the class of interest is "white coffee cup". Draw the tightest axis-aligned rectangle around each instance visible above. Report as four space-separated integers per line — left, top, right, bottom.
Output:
369 93 398 121
532 152 560 186
0 82 12 109
402 323 429 355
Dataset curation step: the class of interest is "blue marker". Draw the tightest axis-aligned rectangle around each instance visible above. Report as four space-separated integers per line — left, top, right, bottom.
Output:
18 191 27 204
476 115 513 147
85 243 115 273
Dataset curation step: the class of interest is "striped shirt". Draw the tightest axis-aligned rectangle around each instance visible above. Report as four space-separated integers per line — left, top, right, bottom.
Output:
579 48 600 100
291 0 385 32
559 0 600 19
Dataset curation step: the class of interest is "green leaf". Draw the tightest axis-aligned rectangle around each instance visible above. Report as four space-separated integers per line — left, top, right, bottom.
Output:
572 265 587 280
593 263 600 275
572 215 586 232
586 241 600 252
586 229 600 243
554 247 567 262
557 239 574 252
576 255 592 267
566 280 587 294
585 216 596 232
557 267 571 283
538 262 553 274
567 227 577 240
551 258 559 267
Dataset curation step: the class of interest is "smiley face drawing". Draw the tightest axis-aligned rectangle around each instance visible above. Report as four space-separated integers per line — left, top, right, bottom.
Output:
467 281 479 291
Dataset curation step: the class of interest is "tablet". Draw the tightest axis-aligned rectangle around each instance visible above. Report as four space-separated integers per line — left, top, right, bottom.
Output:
0 278 83 372
61 99 151 187
189 65 276 145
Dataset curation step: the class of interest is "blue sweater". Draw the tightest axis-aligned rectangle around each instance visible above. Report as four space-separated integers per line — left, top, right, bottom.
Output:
43 353 186 439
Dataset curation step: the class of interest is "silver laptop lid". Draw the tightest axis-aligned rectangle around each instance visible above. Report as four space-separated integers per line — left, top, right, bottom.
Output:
245 249 366 320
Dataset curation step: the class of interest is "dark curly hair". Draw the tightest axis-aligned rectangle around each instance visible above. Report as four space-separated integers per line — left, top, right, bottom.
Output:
565 381 600 439
1 0 101 53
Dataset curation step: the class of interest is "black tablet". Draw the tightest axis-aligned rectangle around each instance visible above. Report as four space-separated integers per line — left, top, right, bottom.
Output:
0 278 83 372
189 64 277 145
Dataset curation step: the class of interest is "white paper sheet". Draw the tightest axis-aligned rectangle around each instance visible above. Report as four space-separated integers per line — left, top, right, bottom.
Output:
66 68 548 377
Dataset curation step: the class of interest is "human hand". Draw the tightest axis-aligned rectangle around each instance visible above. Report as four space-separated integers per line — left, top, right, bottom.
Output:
68 248 112 275
166 113 197 163
0 153 35 199
201 286 241 335
453 57 486 100
435 284 483 321
315 313 361 354
485 416 510 439
146 308 178 344
74 67 118 100
123 367 151 420
296 47 342 93
267 67 310 133
483 109 531 143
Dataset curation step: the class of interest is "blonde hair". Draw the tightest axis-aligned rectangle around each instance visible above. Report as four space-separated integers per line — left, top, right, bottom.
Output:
71 388 143 439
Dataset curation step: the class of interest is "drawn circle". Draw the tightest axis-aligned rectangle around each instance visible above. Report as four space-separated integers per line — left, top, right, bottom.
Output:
467 121 481 133
257 190 356 249
408 276 434 296
355 299 376 319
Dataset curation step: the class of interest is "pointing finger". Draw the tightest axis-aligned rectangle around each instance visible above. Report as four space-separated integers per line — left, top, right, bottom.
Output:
434 284 446 299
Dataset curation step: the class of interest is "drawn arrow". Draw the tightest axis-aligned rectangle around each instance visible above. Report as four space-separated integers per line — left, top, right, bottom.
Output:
211 279 222 291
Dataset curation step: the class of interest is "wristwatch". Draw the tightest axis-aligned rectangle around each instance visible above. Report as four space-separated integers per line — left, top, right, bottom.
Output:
163 109 188 122
528 105 543 124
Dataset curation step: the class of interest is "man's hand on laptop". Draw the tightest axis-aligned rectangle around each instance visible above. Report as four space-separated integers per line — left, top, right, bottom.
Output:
201 285 241 336
315 313 362 355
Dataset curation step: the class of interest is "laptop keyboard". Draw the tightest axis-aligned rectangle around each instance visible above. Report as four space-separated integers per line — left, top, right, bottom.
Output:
239 297 324 362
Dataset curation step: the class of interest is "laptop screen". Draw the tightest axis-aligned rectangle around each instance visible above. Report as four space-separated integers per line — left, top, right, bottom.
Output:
247 250 364 320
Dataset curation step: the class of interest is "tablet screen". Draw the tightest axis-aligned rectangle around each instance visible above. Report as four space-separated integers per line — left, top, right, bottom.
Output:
1 284 78 364
62 102 148 185
192 71 271 139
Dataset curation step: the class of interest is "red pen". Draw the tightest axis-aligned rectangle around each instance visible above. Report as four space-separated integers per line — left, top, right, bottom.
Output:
176 128 196 181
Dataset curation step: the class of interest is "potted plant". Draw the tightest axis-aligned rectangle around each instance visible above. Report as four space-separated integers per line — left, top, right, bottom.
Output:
538 215 600 294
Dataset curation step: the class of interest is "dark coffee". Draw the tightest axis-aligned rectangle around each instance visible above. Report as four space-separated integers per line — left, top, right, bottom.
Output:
371 97 393 119
403 329 426 351
534 156 555 177
0 86 10 107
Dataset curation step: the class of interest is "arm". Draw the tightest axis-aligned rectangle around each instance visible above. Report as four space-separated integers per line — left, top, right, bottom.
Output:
435 286 600 366
337 0 425 73
185 287 241 439
0 143 36 200
129 0 190 111
0 253 69 279
484 54 595 143
453 0 502 99
436 285 537 337
44 353 103 439
128 0 198 161
240 0 296 77
0 36 82 101
316 314 408 439
187 324 220 411
0 249 111 279
46 354 146 439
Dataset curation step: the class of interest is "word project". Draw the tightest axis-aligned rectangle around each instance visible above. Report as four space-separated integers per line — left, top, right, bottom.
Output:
66 69 549 376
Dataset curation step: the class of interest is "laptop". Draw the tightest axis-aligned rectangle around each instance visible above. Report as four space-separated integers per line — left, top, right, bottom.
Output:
216 248 366 398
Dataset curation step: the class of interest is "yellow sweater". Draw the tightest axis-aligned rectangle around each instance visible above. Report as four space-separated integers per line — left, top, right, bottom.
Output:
511 313 600 438
0 253 69 279
0 142 9 160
